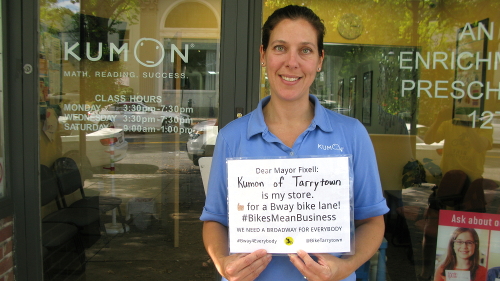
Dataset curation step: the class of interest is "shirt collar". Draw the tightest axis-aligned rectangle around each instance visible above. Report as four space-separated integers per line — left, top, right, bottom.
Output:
247 94 334 139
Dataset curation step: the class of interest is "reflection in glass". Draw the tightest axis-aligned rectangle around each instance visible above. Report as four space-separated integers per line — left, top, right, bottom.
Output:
39 0 221 279
308 44 418 134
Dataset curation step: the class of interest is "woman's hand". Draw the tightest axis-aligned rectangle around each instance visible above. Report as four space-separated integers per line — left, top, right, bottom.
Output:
289 250 350 281
203 222 272 280
218 249 272 281
289 216 385 280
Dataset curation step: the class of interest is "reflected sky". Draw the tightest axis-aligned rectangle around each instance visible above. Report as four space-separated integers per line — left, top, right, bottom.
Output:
56 0 79 12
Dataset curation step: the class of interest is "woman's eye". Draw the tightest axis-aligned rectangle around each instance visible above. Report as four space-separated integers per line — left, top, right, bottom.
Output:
274 45 285 51
302 48 312 54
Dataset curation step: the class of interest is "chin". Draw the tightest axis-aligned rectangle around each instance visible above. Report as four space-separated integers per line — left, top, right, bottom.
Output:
272 90 309 101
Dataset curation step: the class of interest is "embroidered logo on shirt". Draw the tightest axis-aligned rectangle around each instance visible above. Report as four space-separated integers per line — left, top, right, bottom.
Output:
318 143 343 152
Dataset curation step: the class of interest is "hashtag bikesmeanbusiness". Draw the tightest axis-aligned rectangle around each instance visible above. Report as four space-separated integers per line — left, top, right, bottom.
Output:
241 213 336 222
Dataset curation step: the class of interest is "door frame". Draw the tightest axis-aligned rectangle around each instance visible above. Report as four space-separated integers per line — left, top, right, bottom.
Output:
219 0 262 127
9 0 42 279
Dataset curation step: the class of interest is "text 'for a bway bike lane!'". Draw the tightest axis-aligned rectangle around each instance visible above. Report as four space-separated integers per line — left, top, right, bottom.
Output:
227 157 353 254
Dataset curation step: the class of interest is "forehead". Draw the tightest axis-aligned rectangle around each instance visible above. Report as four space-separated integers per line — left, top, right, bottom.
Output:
456 231 474 240
270 18 318 43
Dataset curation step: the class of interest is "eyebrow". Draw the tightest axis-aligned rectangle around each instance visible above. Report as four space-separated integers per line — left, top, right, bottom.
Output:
270 39 316 47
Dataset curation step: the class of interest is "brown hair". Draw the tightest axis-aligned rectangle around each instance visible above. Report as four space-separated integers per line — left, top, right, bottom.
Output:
261 5 325 56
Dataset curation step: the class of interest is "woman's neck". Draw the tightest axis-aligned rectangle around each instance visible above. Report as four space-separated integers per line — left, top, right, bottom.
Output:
455 259 472 270
263 95 314 126
262 95 315 148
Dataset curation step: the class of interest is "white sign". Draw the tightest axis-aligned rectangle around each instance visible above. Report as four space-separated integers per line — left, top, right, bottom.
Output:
445 270 470 281
228 157 352 254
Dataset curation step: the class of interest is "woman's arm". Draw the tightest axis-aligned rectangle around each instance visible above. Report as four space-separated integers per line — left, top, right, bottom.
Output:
289 215 385 280
203 221 272 281
424 107 451 144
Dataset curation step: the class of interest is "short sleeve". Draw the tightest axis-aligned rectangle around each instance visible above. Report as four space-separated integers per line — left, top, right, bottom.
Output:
351 121 389 220
200 132 231 226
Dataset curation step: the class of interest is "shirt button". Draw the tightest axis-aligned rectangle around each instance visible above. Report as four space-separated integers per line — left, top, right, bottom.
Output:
289 151 294 156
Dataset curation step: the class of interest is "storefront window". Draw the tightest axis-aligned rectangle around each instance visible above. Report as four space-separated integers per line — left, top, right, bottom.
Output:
39 0 220 279
261 1 500 280
36 0 500 280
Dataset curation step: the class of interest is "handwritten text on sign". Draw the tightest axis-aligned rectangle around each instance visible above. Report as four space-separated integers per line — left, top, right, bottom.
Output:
228 157 351 253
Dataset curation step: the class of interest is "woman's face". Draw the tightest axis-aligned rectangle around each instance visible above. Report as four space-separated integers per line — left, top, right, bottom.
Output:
454 231 476 260
260 18 324 102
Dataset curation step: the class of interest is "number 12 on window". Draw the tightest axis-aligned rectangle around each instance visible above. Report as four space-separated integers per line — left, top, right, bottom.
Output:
468 110 500 129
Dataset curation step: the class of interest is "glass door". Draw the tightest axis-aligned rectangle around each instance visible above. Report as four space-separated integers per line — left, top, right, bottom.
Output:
39 1 221 279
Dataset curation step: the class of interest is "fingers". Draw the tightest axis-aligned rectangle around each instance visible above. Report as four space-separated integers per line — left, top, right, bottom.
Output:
311 253 333 267
223 249 272 281
240 253 272 280
289 250 335 281
289 250 318 277
240 249 270 268
297 250 317 268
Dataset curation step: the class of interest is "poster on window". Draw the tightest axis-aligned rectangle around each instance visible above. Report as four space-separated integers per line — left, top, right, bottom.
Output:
435 210 500 281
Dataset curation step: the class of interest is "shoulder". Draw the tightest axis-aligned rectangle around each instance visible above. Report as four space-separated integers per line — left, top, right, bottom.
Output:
324 108 359 123
219 114 249 132
317 106 367 134
218 113 251 140
434 264 445 276
476 265 488 280
215 112 259 154
477 265 488 273
310 94 365 133
432 267 446 281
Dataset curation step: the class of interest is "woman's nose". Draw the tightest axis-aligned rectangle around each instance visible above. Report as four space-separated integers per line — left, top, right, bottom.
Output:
285 51 299 68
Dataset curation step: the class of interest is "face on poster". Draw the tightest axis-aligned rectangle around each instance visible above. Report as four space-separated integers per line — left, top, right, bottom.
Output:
435 210 500 281
227 157 352 254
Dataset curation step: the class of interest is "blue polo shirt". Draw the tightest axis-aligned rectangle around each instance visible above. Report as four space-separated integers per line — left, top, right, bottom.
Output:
201 95 389 281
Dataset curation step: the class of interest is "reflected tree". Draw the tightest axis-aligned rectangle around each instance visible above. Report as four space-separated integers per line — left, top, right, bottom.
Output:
264 0 500 131
41 0 141 105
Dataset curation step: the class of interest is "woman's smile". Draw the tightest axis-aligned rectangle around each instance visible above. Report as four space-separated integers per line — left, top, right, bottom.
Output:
280 75 301 82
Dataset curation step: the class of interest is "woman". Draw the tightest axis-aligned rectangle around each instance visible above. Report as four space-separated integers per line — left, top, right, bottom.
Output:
434 228 487 281
200 5 388 281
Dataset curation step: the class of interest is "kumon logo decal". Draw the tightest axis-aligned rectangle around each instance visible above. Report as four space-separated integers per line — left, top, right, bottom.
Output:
317 143 344 152
63 38 189 66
